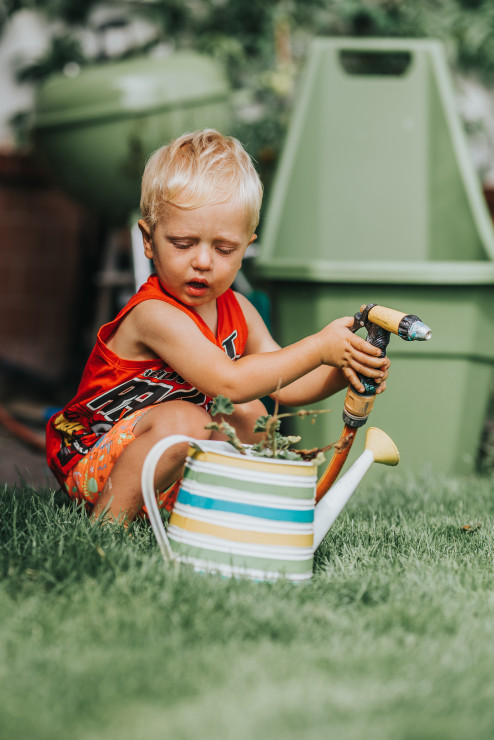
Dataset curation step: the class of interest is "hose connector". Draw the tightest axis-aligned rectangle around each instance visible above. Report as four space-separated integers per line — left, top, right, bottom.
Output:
342 387 376 428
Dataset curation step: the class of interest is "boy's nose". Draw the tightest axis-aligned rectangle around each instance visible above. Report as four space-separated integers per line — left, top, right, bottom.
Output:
193 245 213 270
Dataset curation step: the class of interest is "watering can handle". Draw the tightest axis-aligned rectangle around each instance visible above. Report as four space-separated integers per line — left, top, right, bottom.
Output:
141 434 201 561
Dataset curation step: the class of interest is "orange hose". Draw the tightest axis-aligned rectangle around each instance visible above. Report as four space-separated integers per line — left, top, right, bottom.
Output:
0 402 46 452
315 424 357 503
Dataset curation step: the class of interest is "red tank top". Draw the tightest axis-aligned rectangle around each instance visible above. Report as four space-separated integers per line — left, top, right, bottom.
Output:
46 275 248 483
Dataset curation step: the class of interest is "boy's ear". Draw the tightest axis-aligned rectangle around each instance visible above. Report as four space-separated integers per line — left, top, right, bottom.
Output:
248 233 257 247
138 219 154 258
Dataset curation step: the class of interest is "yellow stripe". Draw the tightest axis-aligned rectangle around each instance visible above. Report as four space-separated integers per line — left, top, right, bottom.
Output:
170 512 313 548
188 448 316 478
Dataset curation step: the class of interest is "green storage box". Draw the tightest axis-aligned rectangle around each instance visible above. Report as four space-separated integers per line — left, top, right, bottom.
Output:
255 38 494 476
33 51 231 224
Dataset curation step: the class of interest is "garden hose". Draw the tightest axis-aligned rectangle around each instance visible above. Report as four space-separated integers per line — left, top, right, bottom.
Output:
315 304 431 503
0 402 46 452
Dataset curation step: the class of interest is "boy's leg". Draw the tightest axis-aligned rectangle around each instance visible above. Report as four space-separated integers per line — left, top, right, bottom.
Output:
97 400 269 519
67 399 268 524
92 401 212 523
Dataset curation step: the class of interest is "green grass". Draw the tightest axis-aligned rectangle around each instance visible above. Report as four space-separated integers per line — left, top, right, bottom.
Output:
1 471 494 740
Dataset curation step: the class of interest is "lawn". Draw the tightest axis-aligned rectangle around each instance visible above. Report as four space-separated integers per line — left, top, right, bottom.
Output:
1 469 494 740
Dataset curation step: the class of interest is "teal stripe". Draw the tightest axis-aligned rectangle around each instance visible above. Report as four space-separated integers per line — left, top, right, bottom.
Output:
169 537 314 575
184 467 314 500
177 488 314 523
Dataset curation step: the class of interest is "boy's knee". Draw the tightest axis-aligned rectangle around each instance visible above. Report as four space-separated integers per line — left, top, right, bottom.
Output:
134 401 212 442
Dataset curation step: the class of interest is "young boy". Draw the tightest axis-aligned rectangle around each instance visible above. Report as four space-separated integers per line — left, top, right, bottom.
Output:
46 129 389 524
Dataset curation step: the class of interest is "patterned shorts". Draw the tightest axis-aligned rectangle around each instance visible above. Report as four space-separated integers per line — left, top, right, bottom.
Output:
63 407 180 513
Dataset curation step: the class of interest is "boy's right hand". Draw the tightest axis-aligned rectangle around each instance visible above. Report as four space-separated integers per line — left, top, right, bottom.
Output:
317 317 389 393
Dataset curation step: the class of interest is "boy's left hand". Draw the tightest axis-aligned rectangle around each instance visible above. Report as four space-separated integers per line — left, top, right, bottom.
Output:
345 352 390 395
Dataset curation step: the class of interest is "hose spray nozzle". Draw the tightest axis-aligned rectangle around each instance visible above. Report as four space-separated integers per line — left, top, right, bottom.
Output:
343 304 432 428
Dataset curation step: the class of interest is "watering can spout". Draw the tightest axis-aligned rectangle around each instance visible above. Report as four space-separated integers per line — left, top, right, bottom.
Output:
364 427 401 466
313 428 399 550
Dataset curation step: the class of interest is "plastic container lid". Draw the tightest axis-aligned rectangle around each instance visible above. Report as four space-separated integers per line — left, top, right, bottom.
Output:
254 258 494 284
34 51 230 130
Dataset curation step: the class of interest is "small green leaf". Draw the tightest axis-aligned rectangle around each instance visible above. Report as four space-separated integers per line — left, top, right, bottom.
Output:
210 395 235 417
311 452 327 467
253 415 279 433
252 447 274 458
276 449 304 461
205 420 246 455
205 421 222 434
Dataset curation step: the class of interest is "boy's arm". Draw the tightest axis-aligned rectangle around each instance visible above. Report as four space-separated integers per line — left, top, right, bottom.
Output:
124 297 386 404
237 294 388 407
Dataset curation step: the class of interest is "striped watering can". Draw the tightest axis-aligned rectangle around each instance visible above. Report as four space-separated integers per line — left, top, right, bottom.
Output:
141 427 399 582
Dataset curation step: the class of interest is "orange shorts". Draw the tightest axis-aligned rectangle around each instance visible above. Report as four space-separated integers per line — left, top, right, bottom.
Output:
63 407 180 513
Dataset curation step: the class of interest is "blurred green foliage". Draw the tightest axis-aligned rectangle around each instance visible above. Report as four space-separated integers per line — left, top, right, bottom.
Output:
6 0 494 75
15 34 86 81
5 0 494 182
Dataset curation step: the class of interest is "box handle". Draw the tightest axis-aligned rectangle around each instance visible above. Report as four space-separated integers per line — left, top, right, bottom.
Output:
338 49 412 76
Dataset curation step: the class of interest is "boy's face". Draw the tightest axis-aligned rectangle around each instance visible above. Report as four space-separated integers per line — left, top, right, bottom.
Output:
139 201 256 309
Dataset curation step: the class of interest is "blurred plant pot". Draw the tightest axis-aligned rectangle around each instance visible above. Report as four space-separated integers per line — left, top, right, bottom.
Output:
32 51 232 225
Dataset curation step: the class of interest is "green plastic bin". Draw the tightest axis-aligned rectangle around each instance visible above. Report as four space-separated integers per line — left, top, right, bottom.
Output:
33 51 231 224
255 38 494 476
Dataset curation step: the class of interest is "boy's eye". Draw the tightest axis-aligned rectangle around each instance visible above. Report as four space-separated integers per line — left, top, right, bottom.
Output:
216 246 235 255
171 240 193 249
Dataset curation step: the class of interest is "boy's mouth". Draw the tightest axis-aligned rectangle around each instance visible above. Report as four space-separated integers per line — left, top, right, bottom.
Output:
186 280 210 296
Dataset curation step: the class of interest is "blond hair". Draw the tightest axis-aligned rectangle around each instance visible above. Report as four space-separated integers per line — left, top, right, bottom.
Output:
140 129 263 235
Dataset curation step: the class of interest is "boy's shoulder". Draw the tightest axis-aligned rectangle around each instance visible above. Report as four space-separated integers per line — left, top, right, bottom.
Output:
233 291 260 321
